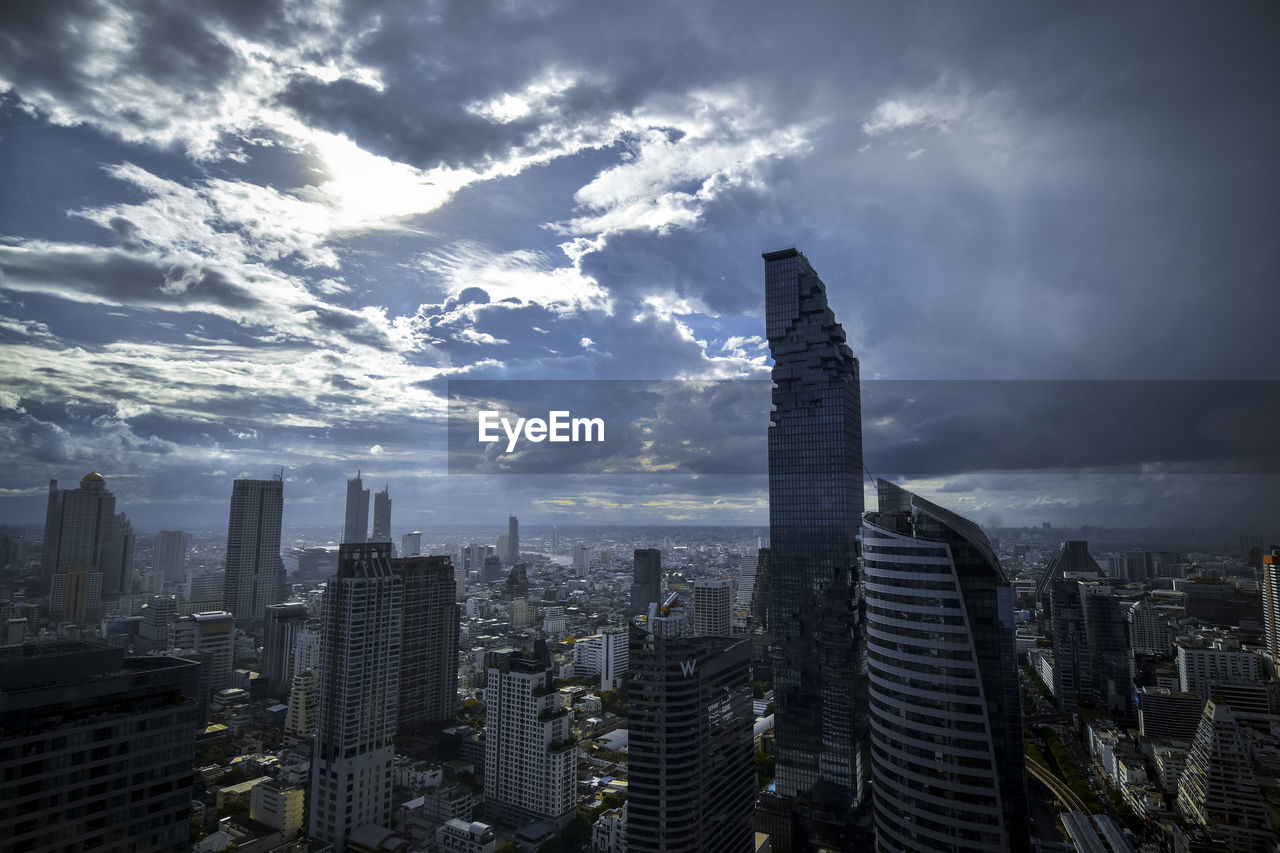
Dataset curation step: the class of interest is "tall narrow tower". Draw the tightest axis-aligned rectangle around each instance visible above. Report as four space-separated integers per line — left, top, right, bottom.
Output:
343 472 370 544
630 548 662 616
762 248 867 844
309 543 403 852
372 485 392 543
222 475 284 623
393 555 460 731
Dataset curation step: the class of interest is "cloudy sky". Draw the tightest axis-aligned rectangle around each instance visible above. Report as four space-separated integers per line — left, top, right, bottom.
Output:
1 1 1277 536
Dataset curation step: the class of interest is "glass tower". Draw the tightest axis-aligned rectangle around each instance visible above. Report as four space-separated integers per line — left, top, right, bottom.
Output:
763 248 868 842
862 479 1028 851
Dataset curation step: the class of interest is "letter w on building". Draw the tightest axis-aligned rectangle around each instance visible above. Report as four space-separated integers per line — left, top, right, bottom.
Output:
680 659 697 677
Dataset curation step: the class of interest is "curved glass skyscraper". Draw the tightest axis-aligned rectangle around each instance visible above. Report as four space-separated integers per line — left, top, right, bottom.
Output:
861 479 1027 851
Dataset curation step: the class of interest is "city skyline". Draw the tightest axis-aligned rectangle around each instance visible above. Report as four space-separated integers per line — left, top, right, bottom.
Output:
2 3 1278 534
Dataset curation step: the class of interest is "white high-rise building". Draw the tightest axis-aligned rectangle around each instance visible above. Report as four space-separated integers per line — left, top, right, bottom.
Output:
693 578 732 637
222 475 284 624
309 543 402 853
1177 640 1262 701
172 611 235 698
1263 548 1280 665
484 645 576 828
572 627 629 690
284 668 320 747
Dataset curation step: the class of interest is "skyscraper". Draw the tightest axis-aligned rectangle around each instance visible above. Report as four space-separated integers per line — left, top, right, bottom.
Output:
484 643 577 828
1263 547 1280 664
393 555 460 731
154 529 187 582
862 479 1028 851
0 643 200 852
262 601 309 699
762 248 867 844
630 548 662 616
222 475 285 624
42 472 135 595
310 543 403 852
693 577 732 637
372 485 392 543
627 611 755 853
343 472 370 544
49 563 102 624
506 515 519 565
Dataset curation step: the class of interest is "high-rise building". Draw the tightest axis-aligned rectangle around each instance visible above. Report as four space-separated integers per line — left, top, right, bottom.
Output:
627 608 755 853
1176 639 1262 701
172 610 235 698
505 516 519 565
310 543 403 852
693 577 732 637
373 485 392 543
42 473 135 595
154 529 187 582
630 548 662 616
1034 540 1104 604
49 563 103 624
572 626 629 690
1176 695 1275 851
284 668 320 747
762 248 867 843
394 555 460 731
222 475 284 624
483 644 576 828
1263 548 1280 663
1128 597 1181 656
138 594 177 651
402 531 422 557
262 601 309 699
0 642 200 852
343 472 370 544
862 480 1028 851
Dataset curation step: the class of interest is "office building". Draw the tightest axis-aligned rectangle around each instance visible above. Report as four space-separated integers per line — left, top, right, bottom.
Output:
292 617 323 675
138 593 177 651
505 515 519 565
250 780 306 839
1177 640 1262 701
154 529 187 583
763 248 867 843
862 480 1028 851
393 555 460 731
572 626 629 690
0 643 200 852
222 475 285 624
343 472 370 544
627 610 755 853
373 485 392 543
1176 695 1274 851
49 563 103 624
1034 540 1104 604
736 550 759 613
1264 548 1280 664
172 610 234 698
630 548 661 616
484 644 576 828
262 601 309 698
42 472 135 595
693 578 733 636
1137 688 1205 741
1128 597 1181 656
284 667 320 746
310 543 403 852
402 531 422 557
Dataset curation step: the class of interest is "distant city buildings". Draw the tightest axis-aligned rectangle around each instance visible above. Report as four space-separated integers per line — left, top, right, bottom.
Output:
310 543 403 852
862 479 1028 850
572 626 629 690
222 475 284 623
402 530 422 557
